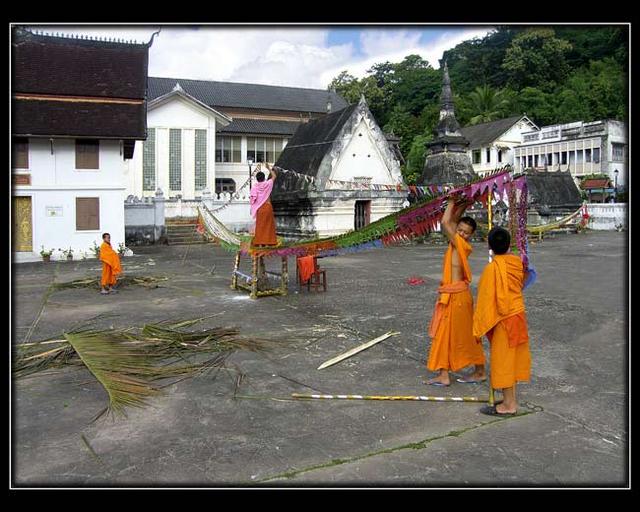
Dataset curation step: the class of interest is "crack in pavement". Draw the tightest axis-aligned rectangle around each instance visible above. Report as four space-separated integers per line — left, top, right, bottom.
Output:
257 409 538 483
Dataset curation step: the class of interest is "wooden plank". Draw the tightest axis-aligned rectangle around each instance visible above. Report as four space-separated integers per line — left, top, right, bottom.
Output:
317 331 400 370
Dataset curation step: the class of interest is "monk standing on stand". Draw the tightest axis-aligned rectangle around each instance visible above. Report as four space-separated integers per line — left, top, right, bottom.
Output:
250 163 278 247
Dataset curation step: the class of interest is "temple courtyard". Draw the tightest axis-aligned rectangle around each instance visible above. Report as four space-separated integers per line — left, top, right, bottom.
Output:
11 230 628 487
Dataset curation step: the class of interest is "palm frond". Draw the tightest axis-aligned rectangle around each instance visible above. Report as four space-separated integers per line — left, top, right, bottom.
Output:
64 330 161 421
13 317 283 421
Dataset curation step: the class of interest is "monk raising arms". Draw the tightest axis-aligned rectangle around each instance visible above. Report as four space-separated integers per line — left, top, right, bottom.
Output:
425 195 486 387
250 163 278 247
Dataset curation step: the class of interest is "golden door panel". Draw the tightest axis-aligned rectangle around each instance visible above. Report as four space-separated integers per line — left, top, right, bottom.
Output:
13 196 32 252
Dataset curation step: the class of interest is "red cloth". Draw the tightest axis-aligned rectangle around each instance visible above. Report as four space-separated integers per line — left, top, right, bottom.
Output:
297 256 316 284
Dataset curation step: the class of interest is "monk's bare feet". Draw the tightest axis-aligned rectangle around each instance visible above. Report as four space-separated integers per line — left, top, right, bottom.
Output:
426 371 450 387
495 402 517 415
457 370 487 383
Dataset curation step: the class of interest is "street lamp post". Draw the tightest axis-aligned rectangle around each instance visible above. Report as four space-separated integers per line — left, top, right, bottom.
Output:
614 169 619 202
248 158 254 190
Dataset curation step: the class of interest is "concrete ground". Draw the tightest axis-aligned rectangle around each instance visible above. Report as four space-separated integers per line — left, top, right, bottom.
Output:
11 231 628 487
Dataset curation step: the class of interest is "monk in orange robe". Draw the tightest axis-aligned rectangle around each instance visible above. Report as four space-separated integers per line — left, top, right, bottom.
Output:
99 232 122 295
473 226 531 416
426 196 486 387
250 163 278 246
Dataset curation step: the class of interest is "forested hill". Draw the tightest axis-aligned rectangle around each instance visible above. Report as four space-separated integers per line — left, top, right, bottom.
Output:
328 26 628 183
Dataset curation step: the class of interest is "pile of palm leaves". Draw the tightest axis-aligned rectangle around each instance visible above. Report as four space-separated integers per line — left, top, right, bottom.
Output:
13 317 278 421
52 275 169 291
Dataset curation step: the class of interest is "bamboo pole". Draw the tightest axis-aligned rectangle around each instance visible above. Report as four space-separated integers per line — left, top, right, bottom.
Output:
317 331 400 370
291 393 488 402
487 189 495 407
230 251 241 290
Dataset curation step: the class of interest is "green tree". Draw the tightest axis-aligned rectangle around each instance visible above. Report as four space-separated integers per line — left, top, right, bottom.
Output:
512 87 554 126
404 132 433 184
466 85 511 124
387 55 440 117
328 71 361 104
502 28 573 90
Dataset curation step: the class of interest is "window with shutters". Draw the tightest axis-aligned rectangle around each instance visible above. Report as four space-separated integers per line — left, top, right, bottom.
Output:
169 129 182 191
246 137 282 163
194 129 207 191
143 128 156 191
76 197 100 230
76 140 100 169
215 136 241 163
612 143 625 162
13 138 29 169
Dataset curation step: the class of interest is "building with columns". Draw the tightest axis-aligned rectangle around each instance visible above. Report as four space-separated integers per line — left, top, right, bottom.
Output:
514 119 627 190
125 77 349 201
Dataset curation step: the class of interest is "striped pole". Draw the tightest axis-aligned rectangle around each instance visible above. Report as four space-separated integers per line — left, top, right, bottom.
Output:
487 189 495 407
291 393 488 403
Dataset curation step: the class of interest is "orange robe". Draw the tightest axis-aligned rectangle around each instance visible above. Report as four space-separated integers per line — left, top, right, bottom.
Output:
252 200 277 246
100 242 122 287
427 234 485 372
297 255 316 284
473 253 530 389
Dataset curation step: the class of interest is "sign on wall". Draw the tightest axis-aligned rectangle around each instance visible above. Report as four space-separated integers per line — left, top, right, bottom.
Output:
46 206 63 217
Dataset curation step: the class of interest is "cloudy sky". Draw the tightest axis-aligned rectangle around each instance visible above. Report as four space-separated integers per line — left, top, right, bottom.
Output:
28 25 494 89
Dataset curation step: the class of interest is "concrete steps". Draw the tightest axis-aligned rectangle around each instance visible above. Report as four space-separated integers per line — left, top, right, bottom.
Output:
166 217 210 245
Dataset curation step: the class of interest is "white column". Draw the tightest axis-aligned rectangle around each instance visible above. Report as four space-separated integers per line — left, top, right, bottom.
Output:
157 128 170 197
183 129 195 199
208 120 216 195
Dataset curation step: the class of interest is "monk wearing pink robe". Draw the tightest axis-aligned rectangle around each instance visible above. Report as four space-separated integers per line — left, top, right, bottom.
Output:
250 164 278 246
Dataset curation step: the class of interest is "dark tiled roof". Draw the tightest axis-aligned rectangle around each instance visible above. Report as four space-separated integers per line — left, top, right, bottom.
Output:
459 116 524 149
11 28 148 139
12 28 149 99
148 76 348 113
581 178 611 189
274 104 358 178
526 170 582 208
219 119 301 136
12 100 146 139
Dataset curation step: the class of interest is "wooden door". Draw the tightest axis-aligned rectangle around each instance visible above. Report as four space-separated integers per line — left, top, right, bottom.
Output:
13 196 33 252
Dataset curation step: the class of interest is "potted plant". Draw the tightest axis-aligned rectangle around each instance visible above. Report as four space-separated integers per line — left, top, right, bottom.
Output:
117 242 128 257
62 247 74 261
40 246 53 262
92 241 101 258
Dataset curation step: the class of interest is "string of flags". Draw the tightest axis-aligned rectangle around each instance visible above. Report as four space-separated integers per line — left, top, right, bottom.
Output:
209 163 514 214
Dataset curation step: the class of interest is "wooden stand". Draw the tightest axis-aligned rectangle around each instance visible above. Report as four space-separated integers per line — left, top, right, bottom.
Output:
230 251 288 299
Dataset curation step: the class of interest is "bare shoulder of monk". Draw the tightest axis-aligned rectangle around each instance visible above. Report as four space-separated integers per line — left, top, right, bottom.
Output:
450 241 464 281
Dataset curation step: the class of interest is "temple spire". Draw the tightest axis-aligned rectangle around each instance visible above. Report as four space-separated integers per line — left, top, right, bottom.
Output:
434 60 461 137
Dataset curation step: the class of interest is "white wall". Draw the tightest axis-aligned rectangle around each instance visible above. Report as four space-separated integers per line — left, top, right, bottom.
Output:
330 118 396 184
14 138 126 258
586 203 627 230
129 96 218 200
311 197 404 238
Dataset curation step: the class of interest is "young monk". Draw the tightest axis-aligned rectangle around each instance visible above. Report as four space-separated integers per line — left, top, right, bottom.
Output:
426 195 486 386
249 163 278 246
99 233 122 295
473 226 531 416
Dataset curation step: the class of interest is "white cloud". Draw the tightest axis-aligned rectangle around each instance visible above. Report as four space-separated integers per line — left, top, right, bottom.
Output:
23 25 494 90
